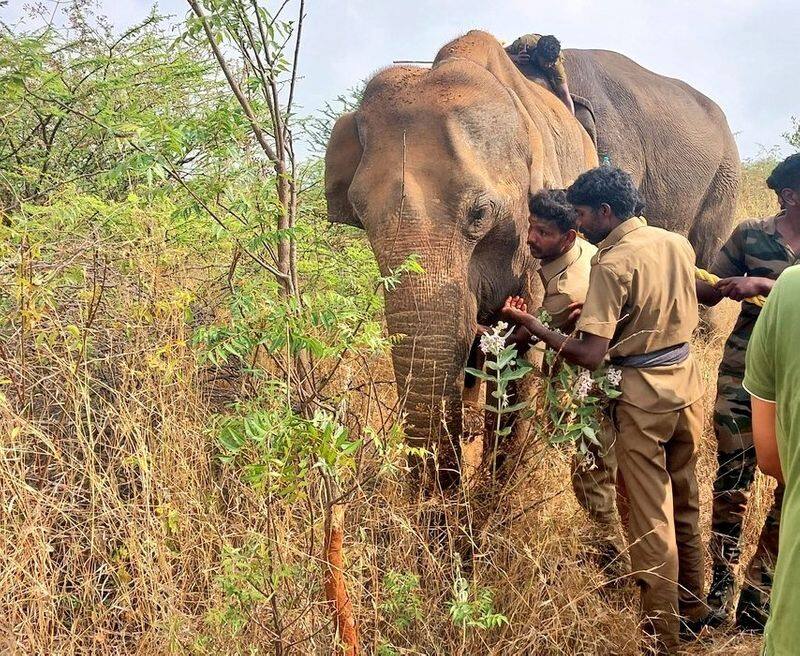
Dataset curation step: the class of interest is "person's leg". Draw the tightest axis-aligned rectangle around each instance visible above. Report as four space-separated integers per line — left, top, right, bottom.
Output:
614 403 681 653
667 401 706 622
709 374 756 611
572 419 628 573
737 482 784 632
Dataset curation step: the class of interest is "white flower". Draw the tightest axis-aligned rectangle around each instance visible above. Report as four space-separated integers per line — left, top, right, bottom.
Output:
573 369 594 401
501 391 510 408
479 322 512 356
479 331 505 356
606 367 622 387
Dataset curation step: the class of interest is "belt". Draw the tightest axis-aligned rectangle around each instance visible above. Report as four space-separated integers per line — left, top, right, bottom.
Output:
609 343 690 369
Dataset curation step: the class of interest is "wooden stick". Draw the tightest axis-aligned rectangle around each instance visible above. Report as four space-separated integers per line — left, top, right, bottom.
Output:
324 503 359 655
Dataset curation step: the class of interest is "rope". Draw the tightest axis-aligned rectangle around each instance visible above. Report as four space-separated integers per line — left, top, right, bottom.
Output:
695 268 766 307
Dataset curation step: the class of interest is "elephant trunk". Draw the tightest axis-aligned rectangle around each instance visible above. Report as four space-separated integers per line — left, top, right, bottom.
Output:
382 250 475 492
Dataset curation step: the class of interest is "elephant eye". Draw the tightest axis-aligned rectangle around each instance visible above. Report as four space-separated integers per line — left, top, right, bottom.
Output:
468 206 486 224
464 199 498 238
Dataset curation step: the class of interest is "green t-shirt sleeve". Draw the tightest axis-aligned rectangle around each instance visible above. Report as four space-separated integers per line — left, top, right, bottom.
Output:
743 279 780 402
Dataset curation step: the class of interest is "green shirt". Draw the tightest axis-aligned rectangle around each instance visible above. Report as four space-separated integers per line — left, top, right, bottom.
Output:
743 264 800 656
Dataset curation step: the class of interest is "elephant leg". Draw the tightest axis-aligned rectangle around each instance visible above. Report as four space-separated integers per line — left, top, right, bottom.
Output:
574 104 597 147
688 159 739 269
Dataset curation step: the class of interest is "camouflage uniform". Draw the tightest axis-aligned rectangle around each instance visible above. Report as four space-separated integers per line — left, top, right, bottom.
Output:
709 211 798 626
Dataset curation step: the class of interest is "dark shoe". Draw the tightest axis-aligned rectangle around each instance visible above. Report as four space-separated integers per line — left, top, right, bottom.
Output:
596 538 631 580
707 561 735 616
679 608 727 642
735 585 769 634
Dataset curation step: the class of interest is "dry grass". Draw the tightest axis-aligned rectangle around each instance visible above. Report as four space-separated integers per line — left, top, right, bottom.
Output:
0 166 780 655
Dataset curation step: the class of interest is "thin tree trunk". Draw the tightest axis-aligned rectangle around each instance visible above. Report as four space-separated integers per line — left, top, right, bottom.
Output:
323 502 359 656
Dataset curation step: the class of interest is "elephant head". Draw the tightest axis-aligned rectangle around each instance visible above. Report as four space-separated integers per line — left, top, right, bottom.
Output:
325 31 596 490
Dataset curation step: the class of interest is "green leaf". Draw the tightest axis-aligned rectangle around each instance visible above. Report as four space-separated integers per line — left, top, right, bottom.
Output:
498 366 532 383
464 366 488 379
499 401 529 414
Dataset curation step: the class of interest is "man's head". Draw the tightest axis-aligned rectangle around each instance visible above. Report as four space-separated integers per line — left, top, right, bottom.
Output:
566 166 640 244
534 35 561 67
766 154 800 213
527 189 578 260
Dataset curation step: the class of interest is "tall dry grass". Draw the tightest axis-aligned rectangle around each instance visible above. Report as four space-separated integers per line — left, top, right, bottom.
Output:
0 165 781 655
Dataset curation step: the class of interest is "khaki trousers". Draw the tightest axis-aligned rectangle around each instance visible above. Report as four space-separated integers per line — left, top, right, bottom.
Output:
613 400 706 654
572 420 626 553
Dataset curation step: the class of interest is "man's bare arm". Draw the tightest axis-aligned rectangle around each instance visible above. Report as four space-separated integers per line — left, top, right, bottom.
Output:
696 280 724 306
751 396 782 482
503 303 609 370
555 82 575 115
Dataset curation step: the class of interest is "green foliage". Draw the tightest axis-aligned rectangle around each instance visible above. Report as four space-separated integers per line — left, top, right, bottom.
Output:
785 116 800 151
214 408 361 497
466 322 534 478
208 536 301 635
447 567 509 631
533 310 621 462
380 571 423 629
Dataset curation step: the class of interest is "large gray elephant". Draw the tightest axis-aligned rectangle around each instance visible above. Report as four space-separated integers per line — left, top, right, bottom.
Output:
324 31 739 490
326 31 596 490
556 48 740 265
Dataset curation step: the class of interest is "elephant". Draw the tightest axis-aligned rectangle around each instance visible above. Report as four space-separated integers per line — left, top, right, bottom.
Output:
325 30 740 492
325 30 597 490
518 47 740 266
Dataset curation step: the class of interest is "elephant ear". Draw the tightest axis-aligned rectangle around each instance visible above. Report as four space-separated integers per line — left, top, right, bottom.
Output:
325 111 364 228
503 88 546 195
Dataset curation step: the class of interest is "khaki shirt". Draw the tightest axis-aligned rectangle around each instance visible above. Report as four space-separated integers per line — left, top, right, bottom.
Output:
505 34 568 87
576 217 702 413
538 238 596 330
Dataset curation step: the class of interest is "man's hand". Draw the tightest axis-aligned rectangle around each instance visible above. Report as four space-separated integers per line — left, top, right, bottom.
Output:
501 296 548 341
500 295 531 326
715 276 774 301
506 295 528 313
512 46 531 65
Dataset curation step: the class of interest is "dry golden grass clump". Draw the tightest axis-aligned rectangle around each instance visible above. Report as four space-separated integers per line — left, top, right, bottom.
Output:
0 165 780 654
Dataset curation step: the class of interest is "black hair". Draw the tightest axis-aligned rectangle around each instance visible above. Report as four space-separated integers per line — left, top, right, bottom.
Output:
566 166 640 220
766 153 800 193
529 188 577 233
536 35 561 64
634 193 646 216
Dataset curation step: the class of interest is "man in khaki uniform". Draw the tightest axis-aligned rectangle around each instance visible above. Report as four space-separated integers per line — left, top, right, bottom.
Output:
502 167 719 654
512 189 625 570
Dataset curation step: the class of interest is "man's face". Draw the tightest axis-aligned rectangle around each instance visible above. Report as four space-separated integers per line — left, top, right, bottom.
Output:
534 52 553 69
527 216 573 259
573 204 611 245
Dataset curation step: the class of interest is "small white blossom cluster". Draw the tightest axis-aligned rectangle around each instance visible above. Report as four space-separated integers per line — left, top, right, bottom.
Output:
573 369 594 400
479 321 510 357
606 367 622 387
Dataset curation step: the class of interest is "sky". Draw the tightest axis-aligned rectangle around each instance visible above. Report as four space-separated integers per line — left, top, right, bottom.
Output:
4 0 799 160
